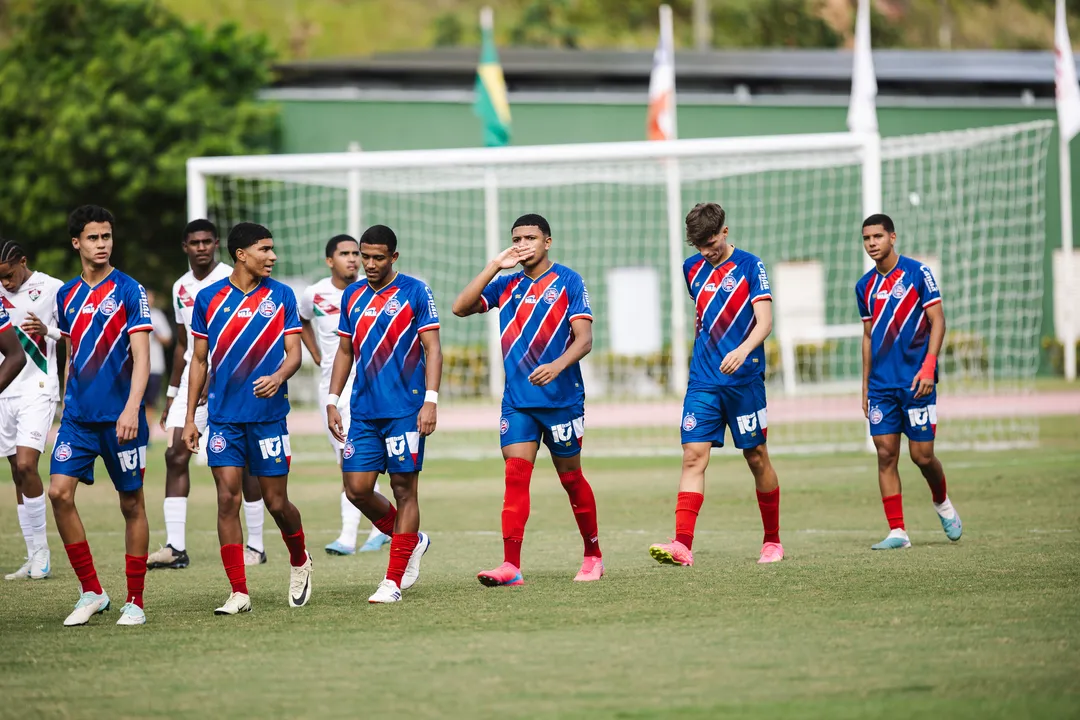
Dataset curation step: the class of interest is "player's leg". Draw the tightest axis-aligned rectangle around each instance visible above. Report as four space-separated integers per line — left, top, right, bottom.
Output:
241 468 266 565
902 388 961 541
543 406 602 582
2 398 37 579
340 419 400 538
151 394 198 570
205 423 252 614
5 473 35 580
868 391 909 549
16 397 55 578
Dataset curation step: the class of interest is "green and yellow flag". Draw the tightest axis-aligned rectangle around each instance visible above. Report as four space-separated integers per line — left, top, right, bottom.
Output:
473 7 511 147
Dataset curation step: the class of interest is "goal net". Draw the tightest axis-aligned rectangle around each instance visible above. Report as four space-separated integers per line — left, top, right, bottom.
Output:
188 120 1053 458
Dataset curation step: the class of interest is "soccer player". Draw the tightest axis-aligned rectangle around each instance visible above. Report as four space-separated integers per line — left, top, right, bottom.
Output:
452 214 604 586
648 202 784 567
856 214 962 549
183 222 313 615
299 234 390 556
0 241 63 581
326 224 440 603
49 205 154 627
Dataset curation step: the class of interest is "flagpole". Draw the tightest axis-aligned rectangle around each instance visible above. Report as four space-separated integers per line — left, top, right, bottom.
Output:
1061 131 1077 381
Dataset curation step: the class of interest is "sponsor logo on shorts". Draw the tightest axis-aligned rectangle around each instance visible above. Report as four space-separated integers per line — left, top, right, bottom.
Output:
209 434 227 453
384 298 401 317
342 441 355 459
499 417 509 435
29 430 42 440
721 274 737 292
385 435 406 460
543 287 559 305
891 282 906 299
907 405 936 430
258 299 276 318
550 421 573 444
682 413 697 432
869 407 884 425
117 449 140 472
99 296 118 316
54 442 72 462
258 436 283 460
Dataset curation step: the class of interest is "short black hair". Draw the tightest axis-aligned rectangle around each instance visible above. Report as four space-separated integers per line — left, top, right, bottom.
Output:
684 203 726 247
862 213 895 234
360 225 397 255
0 240 25 264
184 219 218 241
511 214 551 237
227 222 273 262
68 205 115 239
326 234 359 258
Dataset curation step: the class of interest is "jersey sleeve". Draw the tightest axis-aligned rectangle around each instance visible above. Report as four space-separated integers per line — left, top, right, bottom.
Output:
56 287 71 337
750 260 772 304
415 283 440 334
190 289 210 340
337 287 357 339
298 285 315 321
0 304 10 333
127 282 154 334
282 287 302 335
916 264 942 309
479 275 511 313
172 279 185 325
855 280 872 321
567 273 593 323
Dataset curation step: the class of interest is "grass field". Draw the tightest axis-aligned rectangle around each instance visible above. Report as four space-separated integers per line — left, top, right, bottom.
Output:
1 417 1078 719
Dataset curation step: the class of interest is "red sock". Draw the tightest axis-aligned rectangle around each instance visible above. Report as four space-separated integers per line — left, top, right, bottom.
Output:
756 487 781 544
502 458 533 568
675 492 704 550
64 541 103 595
558 469 601 558
386 532 419 587
883 494 905 530
930 475 947 505
282 529 308 567
373 504 397 537
220 543 248 595
124 554 147 608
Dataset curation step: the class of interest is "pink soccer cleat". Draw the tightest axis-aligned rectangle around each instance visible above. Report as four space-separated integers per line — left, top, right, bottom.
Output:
757 542 784 564
649 539 693 567
477 561 524 587
573 556 604 582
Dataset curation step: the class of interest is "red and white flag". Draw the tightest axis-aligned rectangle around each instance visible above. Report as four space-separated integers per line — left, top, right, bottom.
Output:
647 4 677 141
847 0 878 133
1056 0 1080 142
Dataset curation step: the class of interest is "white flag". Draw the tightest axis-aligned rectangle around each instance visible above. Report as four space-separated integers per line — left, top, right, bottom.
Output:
647 4 677 141
847 0 878 134
1057 0 1080 142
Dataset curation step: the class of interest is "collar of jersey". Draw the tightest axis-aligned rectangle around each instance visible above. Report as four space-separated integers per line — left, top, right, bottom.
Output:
366 271 399 294
706 247 739 269
227 276 268 296
522 262 556 283
874 254 902 278
79 267 117 291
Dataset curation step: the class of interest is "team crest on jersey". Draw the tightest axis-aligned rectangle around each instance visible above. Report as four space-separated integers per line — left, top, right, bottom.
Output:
342 441 355 459
891 282 906 299
54 442 73 462
543 287 559 305
209 434 227 453
99 296 118 316
499 417 509 435
721 274 737 292
28 287 41 302
682 413 697 432
258 299 277 318
869 407 884 425
384 298 401 317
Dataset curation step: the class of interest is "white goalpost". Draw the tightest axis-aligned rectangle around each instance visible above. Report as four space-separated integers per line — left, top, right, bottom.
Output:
187 120 1053 457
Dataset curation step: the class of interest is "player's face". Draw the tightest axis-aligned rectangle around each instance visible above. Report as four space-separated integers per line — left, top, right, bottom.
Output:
695 226 729 265
73 221 113 267
183 231 219 269
862 224 896 263
0 257 31 293
360 243 397 285
510 226 551 269
327 241 360 282
238 238 276 278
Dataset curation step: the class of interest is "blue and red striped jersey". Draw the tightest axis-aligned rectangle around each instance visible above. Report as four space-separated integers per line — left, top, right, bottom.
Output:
480 263 592 409
855 255 942 391
191 276 302 424
56 269 154 422
0 304 9 333
337 273 440 421
685 248 772 388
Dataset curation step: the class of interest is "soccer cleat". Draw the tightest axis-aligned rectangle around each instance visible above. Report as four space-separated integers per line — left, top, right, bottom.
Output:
399 532 430 590
757 542 784 564
938 510 963 542
289 552 313 607
116 601 146 626
871 529 912 550
244 546 267 566
214 592 252 616
30 547 51 579
63 590 111 627
573 556 604 582
5 558 31 581
477 561 524 587
649 539 694 567
147 544 189 570
359 530 391 553
368 578 402 604
324 540 355 556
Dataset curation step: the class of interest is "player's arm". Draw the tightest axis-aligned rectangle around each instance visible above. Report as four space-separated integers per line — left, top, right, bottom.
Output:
912 302 946 399
161 325 188 430
861 318 872 418
118 330 150 443
326 336 354 443
56 333 68 406
182 336 209 453
452 246 533 317
417 328 442 436
529 317 592 387
300 318 322 366
253 333 301 399
720 300 773 374
0 327 27 395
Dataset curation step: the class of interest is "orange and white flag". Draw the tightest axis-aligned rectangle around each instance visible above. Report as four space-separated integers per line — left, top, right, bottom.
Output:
1056 0 1080 141
647 4 677 141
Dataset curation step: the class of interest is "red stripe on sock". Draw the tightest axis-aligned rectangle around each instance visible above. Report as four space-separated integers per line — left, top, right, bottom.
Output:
756 487 781 544
373 505 397 537
220 543 248 595
883 493 905 530
675 492 704 550
125 554 147 608
64 541 103 595
502 458 533 567
558 468 601 558
282 528 308 567
386 532 418 587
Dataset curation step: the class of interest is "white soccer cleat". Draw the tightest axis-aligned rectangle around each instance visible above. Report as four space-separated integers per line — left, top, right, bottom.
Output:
5 558 31 581
244 545 267 566
368 578 402 604
400 532 430 590
63 590 111 627
116 601 146 626
214 592 252 616
288 552 313 607
30 547 51 580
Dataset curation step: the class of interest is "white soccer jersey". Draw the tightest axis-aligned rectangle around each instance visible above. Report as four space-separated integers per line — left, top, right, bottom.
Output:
0 271 63 400
172 262 232 389
299 277 355 399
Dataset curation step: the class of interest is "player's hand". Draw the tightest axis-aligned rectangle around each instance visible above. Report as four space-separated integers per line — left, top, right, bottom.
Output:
417 401 437 437
528 362 562 386
116 406 139 444
862 392 869 419
911 374 935 399
493 244 535 269
159 398 173 432
20 312 48 337
252 373 282 399
720 347 749 374
327 405 346 444
182 421 200 454
198 386 209 407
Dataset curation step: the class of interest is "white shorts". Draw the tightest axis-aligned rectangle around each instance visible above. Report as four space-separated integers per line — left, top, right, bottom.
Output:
165 390 209 433
0 395 57 456
320 396 352 455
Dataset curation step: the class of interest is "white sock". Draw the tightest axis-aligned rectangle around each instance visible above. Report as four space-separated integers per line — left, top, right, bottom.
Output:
887 527 910 539
163 497 188 551
244 500 265 552
16 504 34 557
934 496 957 519
23 493 48 552
338 491 362 548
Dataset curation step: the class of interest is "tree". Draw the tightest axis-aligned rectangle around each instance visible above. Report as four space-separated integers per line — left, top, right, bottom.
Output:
0 0 277 285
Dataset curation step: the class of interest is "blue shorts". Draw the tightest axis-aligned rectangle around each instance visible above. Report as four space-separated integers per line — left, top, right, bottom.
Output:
50 414 149 492
206 420 292 477
681 378 768 449
342 416 425 474
868 387 937 441
500 403 585 458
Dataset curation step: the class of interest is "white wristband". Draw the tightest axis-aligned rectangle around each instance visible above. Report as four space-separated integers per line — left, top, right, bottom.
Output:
327 393 340 407
424 390 439 405
166 386 179 399
46 326 62 341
